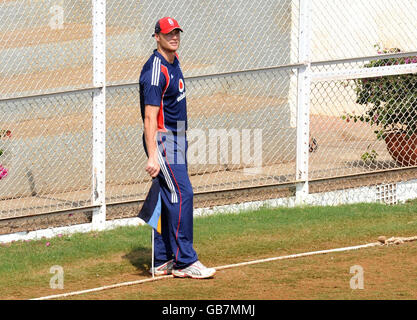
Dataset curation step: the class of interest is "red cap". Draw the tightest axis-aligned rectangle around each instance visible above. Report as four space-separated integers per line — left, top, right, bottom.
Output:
153 17 183 37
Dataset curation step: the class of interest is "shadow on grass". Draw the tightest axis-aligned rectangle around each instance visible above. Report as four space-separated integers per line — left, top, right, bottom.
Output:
123 247 152 277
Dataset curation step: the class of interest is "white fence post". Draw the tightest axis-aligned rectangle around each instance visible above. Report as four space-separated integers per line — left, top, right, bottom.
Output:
296 0 312 205
92 0 106 230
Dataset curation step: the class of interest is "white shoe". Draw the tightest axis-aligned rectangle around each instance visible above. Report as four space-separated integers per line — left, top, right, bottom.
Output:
149 259 174 276
172 261 216 279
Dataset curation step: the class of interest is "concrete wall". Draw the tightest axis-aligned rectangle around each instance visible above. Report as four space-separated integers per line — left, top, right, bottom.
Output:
311 0 417 61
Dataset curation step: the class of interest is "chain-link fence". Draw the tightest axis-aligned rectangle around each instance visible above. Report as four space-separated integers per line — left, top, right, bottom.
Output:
105 0 299 83
105 67 298 205
0 0 93 99
311 0 417 62
309 52 417 205
0 0 417 236
0 90 93 218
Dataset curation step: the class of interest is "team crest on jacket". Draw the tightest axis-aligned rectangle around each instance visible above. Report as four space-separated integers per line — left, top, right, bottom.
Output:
179 79 184 93
177 78 186 102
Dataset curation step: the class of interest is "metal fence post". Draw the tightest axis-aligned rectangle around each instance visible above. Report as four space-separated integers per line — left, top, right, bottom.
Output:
92 0 106 230
295 0 312 205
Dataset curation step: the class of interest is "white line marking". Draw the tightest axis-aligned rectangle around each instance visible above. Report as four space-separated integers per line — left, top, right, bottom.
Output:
215 243 380 271
31 275 172 300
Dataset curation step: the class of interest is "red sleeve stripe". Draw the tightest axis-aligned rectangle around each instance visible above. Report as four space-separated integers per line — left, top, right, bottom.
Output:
157 64 170 132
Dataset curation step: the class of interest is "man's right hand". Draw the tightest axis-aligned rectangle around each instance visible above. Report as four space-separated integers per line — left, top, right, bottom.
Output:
146 156 160 178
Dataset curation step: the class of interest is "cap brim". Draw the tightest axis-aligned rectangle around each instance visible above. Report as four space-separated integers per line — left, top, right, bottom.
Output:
152 27 183 37
160 27 183 34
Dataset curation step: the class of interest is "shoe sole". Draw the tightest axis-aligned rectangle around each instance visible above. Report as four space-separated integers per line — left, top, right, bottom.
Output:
149 270 172 276
149 260 174 276
172 269 216 279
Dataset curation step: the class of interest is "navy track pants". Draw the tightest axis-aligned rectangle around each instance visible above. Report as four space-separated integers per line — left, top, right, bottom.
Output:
143 131 198 269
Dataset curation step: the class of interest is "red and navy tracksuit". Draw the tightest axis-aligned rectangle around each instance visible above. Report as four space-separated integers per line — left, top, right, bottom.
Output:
139 50 198 269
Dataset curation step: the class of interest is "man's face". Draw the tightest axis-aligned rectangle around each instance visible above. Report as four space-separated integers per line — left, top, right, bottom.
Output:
156 29 181 52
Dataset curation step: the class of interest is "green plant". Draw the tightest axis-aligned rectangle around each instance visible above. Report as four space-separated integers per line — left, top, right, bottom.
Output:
341 46 417 162
343 46 417 138
361 145 378 163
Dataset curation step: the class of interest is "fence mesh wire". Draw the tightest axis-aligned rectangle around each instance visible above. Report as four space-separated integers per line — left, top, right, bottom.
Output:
311 0 417 62
310 78 396 180
0 0 417 231
0 0 93 99
0 91 93 219
309 55 417 205
105 67 298 204
310 55 417 181
106 0 299 83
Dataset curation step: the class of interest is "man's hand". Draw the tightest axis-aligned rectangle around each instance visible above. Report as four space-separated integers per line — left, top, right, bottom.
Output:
146 155 160 178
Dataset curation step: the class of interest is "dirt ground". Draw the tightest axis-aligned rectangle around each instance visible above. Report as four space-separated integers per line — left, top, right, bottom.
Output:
16 241 417 300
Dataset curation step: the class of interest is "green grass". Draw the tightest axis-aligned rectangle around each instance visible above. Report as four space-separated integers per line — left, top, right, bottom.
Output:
1 200 417 299
195 201 417 260
0 226 149 273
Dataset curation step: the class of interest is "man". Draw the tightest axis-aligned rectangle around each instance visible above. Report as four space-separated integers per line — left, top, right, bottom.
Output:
139 17 216 279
